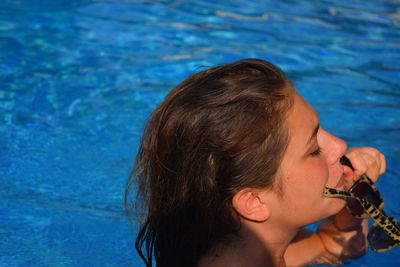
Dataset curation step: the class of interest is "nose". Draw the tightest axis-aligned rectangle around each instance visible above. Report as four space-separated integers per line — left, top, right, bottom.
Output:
321 129 347 165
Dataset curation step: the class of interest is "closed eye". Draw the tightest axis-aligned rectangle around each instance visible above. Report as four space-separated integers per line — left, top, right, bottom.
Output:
310 147 321 157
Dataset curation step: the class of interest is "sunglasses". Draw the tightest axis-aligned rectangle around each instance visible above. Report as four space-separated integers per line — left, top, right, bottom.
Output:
323 156 400 253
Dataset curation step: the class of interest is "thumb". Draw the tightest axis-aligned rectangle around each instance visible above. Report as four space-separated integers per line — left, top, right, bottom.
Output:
343 165 354 179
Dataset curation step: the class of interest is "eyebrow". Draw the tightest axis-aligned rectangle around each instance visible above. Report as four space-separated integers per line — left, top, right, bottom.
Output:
307 123 320 146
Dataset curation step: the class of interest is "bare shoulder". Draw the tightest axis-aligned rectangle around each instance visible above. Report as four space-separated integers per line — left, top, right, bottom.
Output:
284 228 342 267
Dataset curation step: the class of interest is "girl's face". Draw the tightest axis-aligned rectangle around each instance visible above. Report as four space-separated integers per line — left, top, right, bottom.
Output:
273 90 348 228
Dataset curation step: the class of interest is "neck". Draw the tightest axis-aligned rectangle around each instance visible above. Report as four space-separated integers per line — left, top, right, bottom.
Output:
241 220 299 267
198 221 299 267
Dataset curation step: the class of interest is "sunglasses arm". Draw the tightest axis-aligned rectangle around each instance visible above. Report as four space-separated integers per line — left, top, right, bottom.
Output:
323 187 357 199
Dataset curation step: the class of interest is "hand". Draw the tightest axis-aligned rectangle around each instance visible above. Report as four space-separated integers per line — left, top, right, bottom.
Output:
343 147 386 185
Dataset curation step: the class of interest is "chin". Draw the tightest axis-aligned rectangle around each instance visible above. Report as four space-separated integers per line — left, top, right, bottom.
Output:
327 197 346 216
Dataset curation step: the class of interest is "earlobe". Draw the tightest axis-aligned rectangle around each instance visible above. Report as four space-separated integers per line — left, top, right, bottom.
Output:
232 189 271 222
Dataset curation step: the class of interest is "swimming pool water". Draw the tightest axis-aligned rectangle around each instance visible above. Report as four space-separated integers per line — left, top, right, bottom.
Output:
0 0 399 266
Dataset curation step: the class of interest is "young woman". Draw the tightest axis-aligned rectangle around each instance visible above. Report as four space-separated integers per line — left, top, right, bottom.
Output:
125 59 386 267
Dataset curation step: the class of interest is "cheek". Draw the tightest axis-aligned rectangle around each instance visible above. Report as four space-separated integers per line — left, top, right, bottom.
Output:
286 160 329 197
311 158 330 184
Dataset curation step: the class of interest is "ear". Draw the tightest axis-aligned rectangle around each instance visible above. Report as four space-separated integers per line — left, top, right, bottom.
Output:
232 188 271 222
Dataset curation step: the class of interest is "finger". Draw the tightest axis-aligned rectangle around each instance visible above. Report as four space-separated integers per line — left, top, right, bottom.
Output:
343 165 354 179
345 151 365 180
362 153 380 181
344 147 385 183
379 153 386 175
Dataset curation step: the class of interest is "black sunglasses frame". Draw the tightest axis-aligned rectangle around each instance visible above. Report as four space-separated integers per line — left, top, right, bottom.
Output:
323 156 400 253
324 186 400 252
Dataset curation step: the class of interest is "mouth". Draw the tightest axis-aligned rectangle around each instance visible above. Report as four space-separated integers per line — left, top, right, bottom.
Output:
334 172 346 189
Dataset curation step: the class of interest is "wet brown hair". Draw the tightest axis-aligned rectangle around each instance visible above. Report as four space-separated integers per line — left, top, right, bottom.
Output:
125 58 293 267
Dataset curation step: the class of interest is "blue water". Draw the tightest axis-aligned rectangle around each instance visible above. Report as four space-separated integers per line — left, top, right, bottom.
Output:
0 0 399 266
